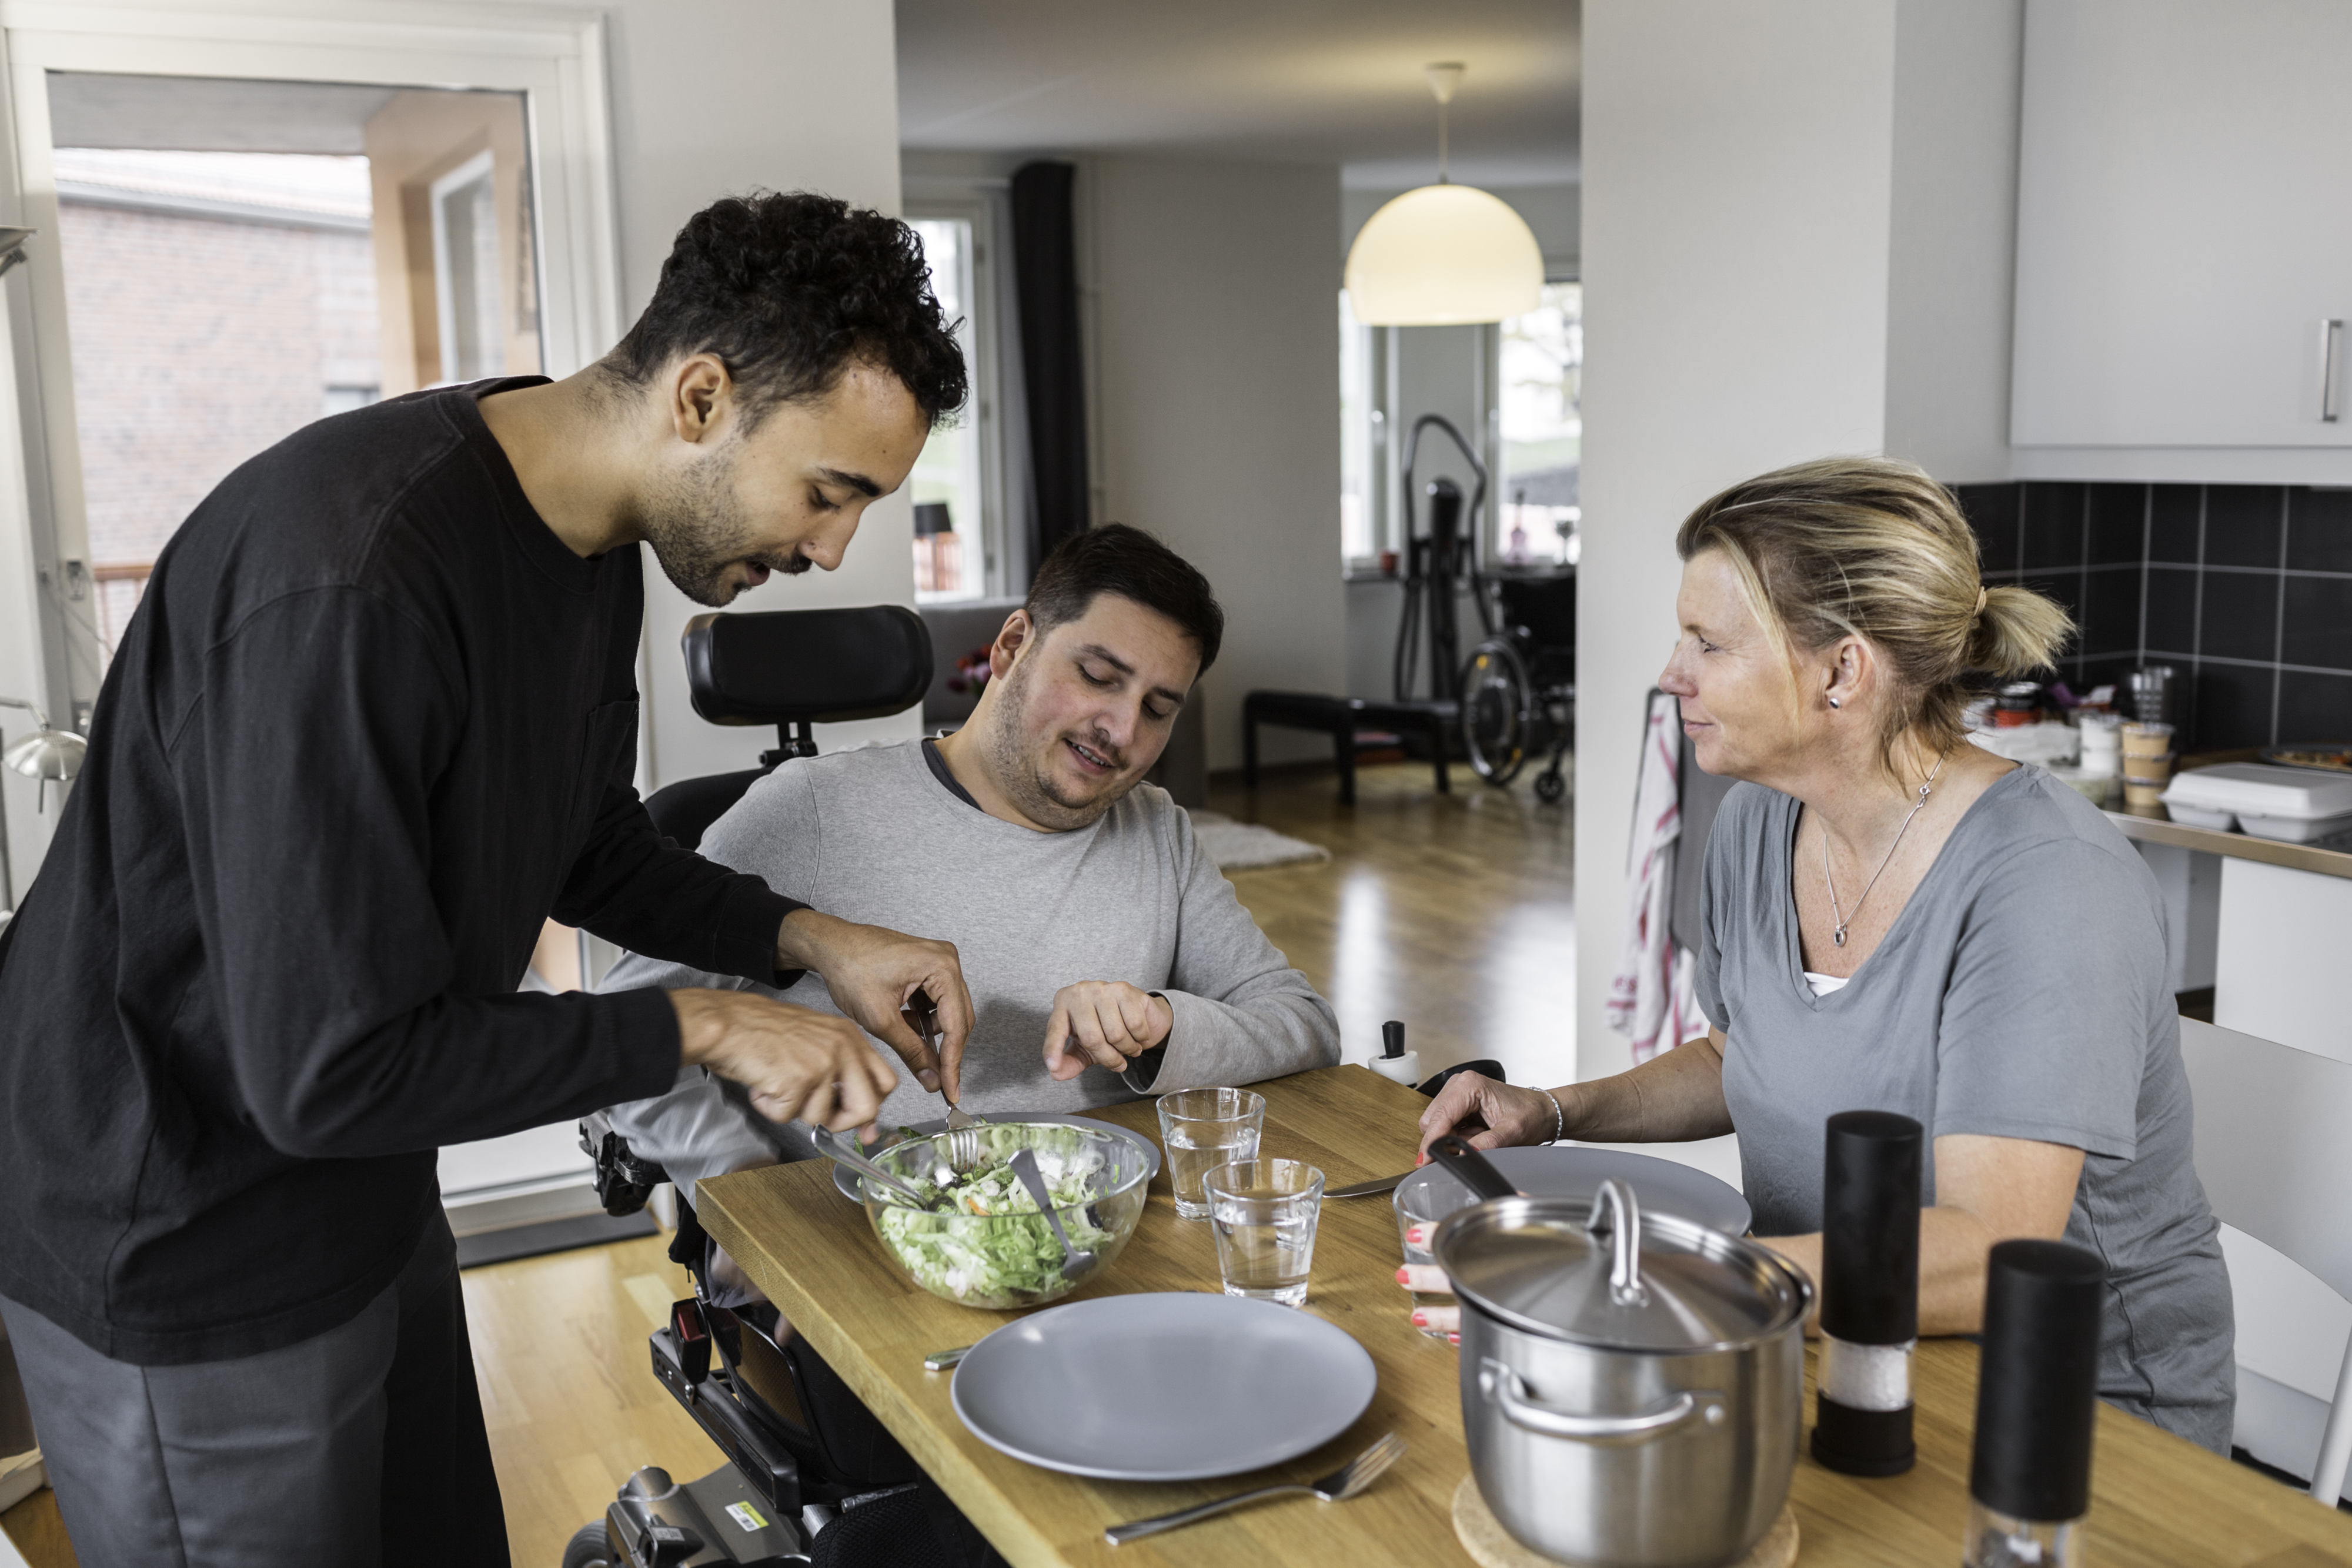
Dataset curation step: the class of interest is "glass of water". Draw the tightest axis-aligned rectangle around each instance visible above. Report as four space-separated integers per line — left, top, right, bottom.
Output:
1156 1087 1265 1220
1205 1159 1325 1307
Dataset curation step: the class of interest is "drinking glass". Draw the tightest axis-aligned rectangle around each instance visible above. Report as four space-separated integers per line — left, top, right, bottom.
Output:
1394 1178 1468 1336
1205 1159 1324 1307
1157 1087 1265 1219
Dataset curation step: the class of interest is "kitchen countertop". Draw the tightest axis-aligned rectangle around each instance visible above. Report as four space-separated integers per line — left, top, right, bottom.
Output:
2103 806 2352 881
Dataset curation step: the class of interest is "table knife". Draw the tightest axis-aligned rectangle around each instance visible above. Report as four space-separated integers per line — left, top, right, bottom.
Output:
1327 1170 1413 1198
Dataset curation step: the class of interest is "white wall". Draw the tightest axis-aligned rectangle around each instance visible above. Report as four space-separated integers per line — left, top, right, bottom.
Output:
596 0 923 789
1578 0 1902 1082
1081 154 1345 772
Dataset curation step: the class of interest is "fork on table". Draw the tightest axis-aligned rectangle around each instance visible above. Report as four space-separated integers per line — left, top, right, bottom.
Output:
1102 1433 1407 1546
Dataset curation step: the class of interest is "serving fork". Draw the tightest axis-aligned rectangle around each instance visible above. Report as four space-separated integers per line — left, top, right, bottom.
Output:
1102 1433 1406 1546
907 989 979 1129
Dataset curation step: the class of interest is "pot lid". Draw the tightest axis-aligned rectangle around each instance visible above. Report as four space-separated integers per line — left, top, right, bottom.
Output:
1432 1181 1808 1352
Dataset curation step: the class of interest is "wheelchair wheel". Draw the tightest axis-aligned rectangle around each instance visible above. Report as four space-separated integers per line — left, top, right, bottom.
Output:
1535 768 1566 804
1459 638 1534 786
560 1522 611 1568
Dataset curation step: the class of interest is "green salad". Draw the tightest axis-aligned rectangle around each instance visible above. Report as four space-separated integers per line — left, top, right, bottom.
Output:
870 1128 1125 1306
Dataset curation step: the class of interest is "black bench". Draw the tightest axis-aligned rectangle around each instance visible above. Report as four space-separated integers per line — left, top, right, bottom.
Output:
1242 690 1456 805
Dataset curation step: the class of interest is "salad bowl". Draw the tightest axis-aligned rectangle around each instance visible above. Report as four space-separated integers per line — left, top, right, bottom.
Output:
857 1122 1151 1309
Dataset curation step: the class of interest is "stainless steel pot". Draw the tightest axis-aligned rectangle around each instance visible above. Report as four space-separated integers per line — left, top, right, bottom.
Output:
1429 1138 1811 1568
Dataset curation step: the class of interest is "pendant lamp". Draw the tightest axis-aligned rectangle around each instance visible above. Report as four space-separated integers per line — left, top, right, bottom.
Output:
1345 65 1544 326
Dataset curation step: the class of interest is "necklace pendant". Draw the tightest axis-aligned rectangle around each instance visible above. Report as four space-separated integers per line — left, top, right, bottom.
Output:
1833 928 1847 947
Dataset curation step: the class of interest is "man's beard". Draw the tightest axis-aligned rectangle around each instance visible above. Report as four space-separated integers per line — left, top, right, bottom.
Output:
986 656 1130 831
640 444 808 606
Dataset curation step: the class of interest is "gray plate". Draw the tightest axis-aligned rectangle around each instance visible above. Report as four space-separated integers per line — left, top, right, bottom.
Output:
950 1293 1378 1480
1395 1145 1751 1234
831 1114 1162 1202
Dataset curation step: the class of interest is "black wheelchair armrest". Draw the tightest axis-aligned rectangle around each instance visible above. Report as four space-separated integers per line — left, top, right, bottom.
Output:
580 1111 669 1217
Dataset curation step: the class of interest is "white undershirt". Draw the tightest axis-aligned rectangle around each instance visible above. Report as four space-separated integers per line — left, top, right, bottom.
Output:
1804 971 1851 998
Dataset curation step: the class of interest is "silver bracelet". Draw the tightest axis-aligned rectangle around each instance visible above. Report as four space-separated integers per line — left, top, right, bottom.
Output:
1540 1088 1565 1145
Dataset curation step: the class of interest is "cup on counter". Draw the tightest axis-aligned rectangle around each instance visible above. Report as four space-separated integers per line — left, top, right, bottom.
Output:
1157 1087 1265 1219
1204 1158 1324 1306
2121 721 2175 807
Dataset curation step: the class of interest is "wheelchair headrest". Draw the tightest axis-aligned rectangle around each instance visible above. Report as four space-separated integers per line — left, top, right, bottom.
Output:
681 606 934 727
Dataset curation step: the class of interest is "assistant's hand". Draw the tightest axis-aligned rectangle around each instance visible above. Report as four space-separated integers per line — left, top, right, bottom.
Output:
1415 1072 1566 1160
1043 981 1173 1081
670 988 898 1129
776 909 975 1101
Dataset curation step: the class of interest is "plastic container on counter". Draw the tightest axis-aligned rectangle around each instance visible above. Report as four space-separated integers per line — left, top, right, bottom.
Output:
2159 763 2352 842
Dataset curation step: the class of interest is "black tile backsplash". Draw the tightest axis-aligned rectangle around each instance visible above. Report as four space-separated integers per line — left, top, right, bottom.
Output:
2143 566 2199 656
2087 486 2144 564
2022 482 2087 570
1968 479 2352 748
2280 575 2352 670
2287 489 2352 573
2149 486 2202 564
1956 483 2020 574
2201 485 2285 568
2280 669 2352 741
2193 661 2274 750
2079 566 2142 657
2196 570 2278 663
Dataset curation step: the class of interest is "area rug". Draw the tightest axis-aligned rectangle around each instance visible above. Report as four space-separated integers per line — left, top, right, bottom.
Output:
1187 810 1331 871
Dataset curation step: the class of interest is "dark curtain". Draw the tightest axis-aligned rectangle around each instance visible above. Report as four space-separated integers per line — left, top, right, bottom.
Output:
1010 161 1089 564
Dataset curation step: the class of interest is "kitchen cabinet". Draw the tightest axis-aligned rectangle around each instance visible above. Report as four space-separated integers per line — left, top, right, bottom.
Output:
2012 0 2352 468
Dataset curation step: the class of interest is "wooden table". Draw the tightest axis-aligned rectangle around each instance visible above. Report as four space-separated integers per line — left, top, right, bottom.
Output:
700 1066 2352 1567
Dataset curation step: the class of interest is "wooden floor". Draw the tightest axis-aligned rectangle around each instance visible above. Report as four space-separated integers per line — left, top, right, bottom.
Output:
0 760 1572 1568
1205 755 1576 1089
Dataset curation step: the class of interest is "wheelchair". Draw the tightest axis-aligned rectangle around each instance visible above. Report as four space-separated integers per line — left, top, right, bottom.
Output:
1458 570 1575 804
562 606 1007 1568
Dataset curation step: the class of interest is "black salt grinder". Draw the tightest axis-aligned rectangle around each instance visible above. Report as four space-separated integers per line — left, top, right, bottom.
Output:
1810 1109 1923 1476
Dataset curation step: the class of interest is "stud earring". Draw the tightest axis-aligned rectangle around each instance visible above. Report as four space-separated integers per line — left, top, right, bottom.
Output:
1828 696 1842 709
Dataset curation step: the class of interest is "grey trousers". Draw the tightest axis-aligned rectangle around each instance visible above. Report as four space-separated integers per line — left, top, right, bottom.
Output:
0 1215 507 1568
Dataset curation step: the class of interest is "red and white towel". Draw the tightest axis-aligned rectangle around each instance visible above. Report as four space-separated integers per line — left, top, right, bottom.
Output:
1606 691 1699 1062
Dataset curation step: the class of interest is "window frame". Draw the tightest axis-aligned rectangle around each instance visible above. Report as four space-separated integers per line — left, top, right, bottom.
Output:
904 192 1010 602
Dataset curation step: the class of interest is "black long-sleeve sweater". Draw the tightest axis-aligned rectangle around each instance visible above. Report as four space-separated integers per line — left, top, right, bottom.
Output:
0 380 799 1364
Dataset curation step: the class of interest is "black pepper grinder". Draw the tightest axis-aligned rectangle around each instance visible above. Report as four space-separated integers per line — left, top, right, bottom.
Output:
1964 1240 2106 1568
1811 1109 1923 1476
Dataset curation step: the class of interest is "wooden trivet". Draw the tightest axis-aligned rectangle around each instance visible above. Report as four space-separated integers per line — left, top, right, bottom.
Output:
1452 1474 1799 1568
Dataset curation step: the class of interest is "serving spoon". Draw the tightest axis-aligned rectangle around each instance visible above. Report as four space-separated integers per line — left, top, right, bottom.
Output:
1008 1148 1098 1278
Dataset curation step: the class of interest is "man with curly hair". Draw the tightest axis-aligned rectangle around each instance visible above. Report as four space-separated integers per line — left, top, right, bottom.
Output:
0 192 971 1566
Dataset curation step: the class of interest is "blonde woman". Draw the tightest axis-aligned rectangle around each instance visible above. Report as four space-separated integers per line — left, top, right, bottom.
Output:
1414 456 2234 1451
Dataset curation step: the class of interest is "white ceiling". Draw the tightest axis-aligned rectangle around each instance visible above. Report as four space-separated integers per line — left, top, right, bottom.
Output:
894 0 1579 190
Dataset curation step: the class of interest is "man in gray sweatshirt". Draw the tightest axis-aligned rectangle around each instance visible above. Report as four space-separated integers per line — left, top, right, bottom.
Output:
602 524 1338 1265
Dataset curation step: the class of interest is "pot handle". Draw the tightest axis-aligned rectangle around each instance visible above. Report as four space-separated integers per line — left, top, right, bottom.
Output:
1479 1359 1726 1447
1586 1178 1646 1306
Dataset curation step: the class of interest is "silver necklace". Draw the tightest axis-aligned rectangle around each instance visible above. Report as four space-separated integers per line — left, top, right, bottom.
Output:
1823 747 1952 948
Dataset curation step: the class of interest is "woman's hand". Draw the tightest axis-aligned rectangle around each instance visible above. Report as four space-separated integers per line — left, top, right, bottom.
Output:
1398 1259 1460 1342
1416 1072 1563 1159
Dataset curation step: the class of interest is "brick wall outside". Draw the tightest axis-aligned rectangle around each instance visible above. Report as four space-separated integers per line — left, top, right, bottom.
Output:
57 200 379 645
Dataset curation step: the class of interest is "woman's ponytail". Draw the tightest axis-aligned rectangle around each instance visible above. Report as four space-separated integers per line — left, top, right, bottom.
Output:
1968 584 2074 681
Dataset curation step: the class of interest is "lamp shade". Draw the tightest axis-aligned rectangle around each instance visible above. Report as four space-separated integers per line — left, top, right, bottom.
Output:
4 726 84 783
1344 183 1544 326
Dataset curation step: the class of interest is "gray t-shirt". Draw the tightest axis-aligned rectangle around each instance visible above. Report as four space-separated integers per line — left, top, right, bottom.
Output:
1696 765 2234 1451
603 740 1339 1187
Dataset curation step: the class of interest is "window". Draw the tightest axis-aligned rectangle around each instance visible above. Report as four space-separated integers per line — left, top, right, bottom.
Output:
430 150 500 383
1339 290 1372 562
907 213 993 601
44 83 545 658
1496 282 1582 567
